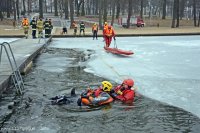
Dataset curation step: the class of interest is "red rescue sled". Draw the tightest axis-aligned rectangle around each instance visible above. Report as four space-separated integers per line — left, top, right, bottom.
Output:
104 46 134 55
104 40 134 55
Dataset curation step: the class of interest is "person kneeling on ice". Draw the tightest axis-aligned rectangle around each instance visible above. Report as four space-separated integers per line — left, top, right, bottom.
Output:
110 79 135 103
104 25 116 47
77 81 114 107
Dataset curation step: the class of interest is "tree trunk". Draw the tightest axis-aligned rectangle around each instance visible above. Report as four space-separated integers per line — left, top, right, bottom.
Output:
198 11 200 27
171 0 176 28
76 0 82 16
54 0 58 16
23 0 26 14
69 0 74 28
16 0 19 19
140 0 144 19
6 0 11 18
116 0 120 19
81 0 85 16
111 0 115 26
44 0 47 13
39 0 43 18
64 0 69 19
193 0 197 26
103 0 107 23
13 0 16 21
162 0 166 19
180 0 186 20
176 0 179 27
127 0 133 28
98 0 103 30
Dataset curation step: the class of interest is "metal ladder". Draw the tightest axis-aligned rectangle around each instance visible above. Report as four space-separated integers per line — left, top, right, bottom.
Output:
0 42 24 94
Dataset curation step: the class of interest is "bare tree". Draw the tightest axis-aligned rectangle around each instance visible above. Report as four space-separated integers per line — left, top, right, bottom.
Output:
127 0 133 28
69 0 75 28
98 0 103 30
140 0 144 19
176 0 179 27
54 0 58 16
81 0 85 16
64 0 69 19
39 0 43 18
22 0 26 15
76 0 83 16
103 0 108 23
171 0 177 28
162 0 167 19
116 0 120 19
16 0 19 19
180 0 186 19
6 0 11 18
111 0 115 26
193 0 197 26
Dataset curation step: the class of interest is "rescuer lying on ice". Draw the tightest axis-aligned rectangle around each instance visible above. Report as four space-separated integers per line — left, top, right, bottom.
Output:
77 81 114 107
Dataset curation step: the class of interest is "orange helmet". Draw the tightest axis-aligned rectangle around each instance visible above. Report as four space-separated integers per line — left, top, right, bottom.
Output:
123 79 134 87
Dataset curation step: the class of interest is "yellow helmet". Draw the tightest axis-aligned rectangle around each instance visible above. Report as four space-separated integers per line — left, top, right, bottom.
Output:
104 22 107 25
102 81 112 92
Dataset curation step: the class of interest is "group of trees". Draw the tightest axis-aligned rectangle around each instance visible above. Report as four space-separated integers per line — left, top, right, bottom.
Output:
0 0 200 28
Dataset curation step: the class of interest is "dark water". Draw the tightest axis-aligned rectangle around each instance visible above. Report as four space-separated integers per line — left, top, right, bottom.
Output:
1 47 200 133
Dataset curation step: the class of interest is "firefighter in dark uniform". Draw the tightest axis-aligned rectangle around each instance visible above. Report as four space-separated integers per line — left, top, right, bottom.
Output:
44 18 50 38
80 21 85 35
49 19 53 36
30 17 37 38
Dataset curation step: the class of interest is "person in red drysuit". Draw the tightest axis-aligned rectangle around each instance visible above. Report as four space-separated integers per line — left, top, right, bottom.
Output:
104 25 116 47
111 79 135 103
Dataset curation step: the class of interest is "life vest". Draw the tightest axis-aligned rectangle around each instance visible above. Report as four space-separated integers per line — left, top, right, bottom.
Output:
92 25 98 31
105 28 114 37
81 89 113 107
22 18 29 26
80 23 85 29
73 23 77 28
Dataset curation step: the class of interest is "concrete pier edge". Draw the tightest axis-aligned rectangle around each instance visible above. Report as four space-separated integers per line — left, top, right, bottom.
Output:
0 37 52 94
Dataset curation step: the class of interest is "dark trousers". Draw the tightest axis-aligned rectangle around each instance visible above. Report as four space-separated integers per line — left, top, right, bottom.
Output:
45 29 49 38
32 29 36 38
93 30 98 39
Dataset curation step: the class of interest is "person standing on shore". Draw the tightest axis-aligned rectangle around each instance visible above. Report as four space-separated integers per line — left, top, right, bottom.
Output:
37 18 44 38
92 23 98 40
44 18 50 38
49 19 53 36
21 16 29 39
30 17 37 39
72 21 78 36
79 21 85 36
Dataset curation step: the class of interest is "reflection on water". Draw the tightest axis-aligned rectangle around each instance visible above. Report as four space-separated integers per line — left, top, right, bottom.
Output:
1 47 200 133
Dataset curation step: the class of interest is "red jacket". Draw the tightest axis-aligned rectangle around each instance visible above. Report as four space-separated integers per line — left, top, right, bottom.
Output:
113 85 135 103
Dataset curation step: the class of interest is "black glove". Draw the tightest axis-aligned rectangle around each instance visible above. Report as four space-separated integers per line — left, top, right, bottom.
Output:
110 89 115 94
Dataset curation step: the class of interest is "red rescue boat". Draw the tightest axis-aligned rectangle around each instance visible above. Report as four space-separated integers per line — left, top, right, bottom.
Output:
104 46 134 55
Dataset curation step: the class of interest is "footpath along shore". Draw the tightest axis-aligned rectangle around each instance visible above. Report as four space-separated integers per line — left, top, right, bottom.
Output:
0 25 200 38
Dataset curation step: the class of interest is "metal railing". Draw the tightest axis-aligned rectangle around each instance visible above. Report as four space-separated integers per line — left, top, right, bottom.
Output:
0 42 24 94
